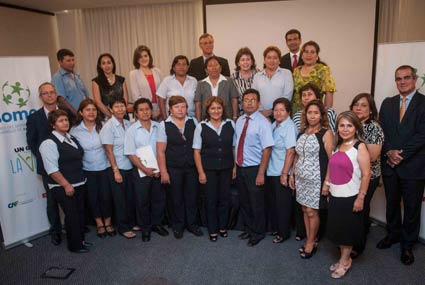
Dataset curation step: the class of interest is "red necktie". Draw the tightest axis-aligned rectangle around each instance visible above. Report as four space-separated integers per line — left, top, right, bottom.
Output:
237 116 250 166
292 54 298 69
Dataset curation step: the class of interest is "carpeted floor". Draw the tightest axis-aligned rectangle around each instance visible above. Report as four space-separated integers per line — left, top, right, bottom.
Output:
0 224 424 285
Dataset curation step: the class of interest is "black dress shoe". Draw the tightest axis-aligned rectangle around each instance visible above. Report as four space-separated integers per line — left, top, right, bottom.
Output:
152 225 169 236
188 227 203 237
247 239 261 247
142 232 151 242
173 230 183 239
238 232 250 240
82 241 93 248
71 248 89 253
401 249 414 265
51 233 62 246
376 236 399 249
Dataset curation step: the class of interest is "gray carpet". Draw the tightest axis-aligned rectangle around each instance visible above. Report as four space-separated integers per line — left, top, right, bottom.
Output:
0 224 424 285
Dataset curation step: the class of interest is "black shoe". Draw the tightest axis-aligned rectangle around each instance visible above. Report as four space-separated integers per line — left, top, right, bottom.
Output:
82 241 93 248
300 245 317 259
401 249 414 265
142 232 151 242
71 247 89 253
219 230 228 238
105 225 117 237
376 236 399 249
247 239 261 247
270 231 278 236
188 227 203 237
152 225 169 236
96 226 107 238
51 233 62 246
209 234 218 242
238 232 250 240
173 230 183 239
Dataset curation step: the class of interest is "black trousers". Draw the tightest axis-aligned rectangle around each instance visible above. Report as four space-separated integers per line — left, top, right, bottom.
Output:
84 169 112 219
132 169 166 233
107 168 135 233
268 176 293 238
204 169 232 234
353 176 380 254
42 175 62 234
52 185 85 251
237 166 265 241
383 174 425 249
168 166 198 232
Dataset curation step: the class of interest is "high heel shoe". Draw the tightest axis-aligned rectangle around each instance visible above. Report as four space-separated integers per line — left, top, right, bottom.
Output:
97 226 107 238
105 225 117 237
300 243 318 259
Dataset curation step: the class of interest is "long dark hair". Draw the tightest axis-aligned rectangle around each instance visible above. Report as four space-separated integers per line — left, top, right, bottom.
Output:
75 99 103 133
301 99 329 130
96 53 116 90
349 93 379 122
300 41 327 66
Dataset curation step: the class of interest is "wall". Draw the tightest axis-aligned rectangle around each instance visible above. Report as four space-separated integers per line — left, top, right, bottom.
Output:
0 6 58 74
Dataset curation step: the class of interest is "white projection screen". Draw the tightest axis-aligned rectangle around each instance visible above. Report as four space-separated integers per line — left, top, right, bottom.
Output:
206 0 377 113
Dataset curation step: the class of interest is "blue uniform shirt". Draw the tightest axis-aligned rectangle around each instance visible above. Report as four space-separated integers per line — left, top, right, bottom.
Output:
100 116 133 170
124 120 159 156
267 117 297 176
234 111 274 167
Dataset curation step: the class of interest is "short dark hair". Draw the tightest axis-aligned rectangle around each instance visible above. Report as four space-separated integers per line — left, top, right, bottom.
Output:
57 49 74 61
299 83 321 99
133 45 153 69
395 65 417 79
204 96 227 121
109 96 127 109
349 93 379 122
204 56 221 70
272 97 292 114
170 55 189 75
134 97 153 114
242 88 260 102
301 41 326 65
234 47 256 71
48 109 68 128
285 29 301 41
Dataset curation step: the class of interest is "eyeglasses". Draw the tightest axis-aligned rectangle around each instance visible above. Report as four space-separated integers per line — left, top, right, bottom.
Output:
40 91 56 96
243 98 258 103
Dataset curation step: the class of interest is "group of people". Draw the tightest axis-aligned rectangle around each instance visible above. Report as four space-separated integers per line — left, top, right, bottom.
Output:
25 28 425 279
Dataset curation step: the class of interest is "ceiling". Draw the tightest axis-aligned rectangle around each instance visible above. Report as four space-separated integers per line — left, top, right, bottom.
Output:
0 0 194 13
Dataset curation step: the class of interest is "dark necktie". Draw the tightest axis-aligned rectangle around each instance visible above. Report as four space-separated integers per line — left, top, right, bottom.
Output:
237 116 250 166
292 54 298 69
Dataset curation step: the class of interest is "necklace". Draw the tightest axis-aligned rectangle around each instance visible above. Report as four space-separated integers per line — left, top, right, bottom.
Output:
343 140 354 145
106 74 114 85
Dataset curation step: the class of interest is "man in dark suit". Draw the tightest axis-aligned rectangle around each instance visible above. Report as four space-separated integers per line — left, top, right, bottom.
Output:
188 33 230 81
279 29 303 72
377 65 425 265
26 82 74 246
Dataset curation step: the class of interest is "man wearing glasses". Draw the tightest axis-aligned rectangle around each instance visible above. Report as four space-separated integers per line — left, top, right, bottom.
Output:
235 88 274 247
188 33 231 81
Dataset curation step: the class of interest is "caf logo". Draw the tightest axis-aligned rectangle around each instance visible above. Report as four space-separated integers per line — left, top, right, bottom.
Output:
2 81 30 108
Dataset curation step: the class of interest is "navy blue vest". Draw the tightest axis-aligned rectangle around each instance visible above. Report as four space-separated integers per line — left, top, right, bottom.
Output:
165 118 196 168
200 121 234 170
47 134 85 185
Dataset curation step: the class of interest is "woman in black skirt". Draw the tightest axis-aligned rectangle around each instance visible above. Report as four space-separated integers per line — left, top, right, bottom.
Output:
322 111 370 279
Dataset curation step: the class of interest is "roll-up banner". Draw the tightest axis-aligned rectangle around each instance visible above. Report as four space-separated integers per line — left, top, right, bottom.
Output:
0 56 51 248
372 41 425 240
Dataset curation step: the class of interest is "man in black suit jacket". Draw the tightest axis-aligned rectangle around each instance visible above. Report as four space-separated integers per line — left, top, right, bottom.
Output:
188 33 230 81
26 82 74 246
377 65 425 265
279 29 303 72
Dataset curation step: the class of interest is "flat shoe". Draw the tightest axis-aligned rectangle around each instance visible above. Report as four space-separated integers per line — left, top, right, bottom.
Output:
209 234 218 242
219 230 228 238
331 260 351 279
329 262 340 271
119 231 136 239
272 236 285 244
97 226 107 238
105 225 117 237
